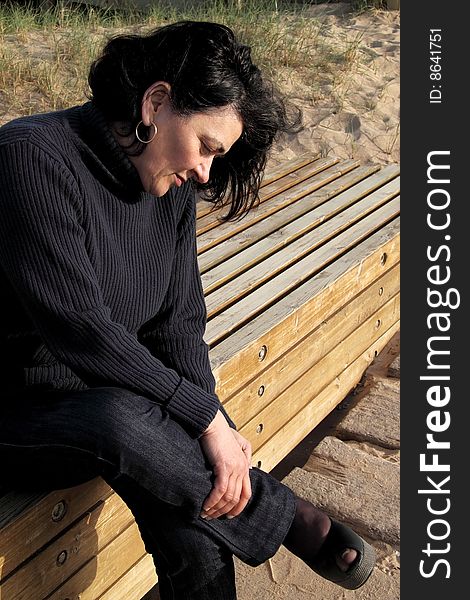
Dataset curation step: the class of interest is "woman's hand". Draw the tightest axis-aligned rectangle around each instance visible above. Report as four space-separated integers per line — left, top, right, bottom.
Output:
199 410 252 520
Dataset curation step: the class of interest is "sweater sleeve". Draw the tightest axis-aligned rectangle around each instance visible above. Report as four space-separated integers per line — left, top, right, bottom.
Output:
0 138 220 436
138 185 237 430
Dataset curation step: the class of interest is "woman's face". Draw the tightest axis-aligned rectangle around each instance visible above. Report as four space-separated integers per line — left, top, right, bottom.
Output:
131 85 243 197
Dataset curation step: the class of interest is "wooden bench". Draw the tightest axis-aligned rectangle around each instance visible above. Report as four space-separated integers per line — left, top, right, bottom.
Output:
0 155 400 600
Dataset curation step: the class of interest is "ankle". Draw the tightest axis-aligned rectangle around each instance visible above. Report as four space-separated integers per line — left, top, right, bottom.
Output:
283 498 358 574
283 497 331 562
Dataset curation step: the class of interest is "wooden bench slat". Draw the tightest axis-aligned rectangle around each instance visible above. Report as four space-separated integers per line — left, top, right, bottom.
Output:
195 157 340 235
203 181 399 313
196 159 361 252
241 293 400 453
205 198 399 345
199 164 398 276
1 492 133 600
97 554 157 600
252 320 400 472
259 154 321 187
195 154 320 221
46 522 153 600
224 263 399 428
0 491 47 530
211 222 399 398
0 478 111 581
259 157 342 202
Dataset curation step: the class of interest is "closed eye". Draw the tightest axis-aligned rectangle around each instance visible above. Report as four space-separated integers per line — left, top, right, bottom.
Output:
201 142 216 156
200 137 226 157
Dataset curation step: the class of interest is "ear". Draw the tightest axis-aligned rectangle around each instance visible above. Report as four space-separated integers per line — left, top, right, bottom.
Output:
141 81 171 125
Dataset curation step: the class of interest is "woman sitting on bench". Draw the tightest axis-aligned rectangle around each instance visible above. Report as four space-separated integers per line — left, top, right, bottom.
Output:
0 21 375 599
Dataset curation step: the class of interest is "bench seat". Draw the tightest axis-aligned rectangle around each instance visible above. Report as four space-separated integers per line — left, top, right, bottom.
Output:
0 155 400 600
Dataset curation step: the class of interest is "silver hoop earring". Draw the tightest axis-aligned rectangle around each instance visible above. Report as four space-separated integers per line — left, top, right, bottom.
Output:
135 120 158 144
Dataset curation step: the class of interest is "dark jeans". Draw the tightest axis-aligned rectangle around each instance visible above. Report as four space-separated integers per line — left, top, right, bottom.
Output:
0 387 296 600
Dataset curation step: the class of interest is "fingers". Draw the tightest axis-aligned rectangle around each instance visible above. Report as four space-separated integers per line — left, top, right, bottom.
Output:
202 472 243 520
199 418 253 520
201 466 230 517
202 469 252 520
201 460 252 520
226 470 252 518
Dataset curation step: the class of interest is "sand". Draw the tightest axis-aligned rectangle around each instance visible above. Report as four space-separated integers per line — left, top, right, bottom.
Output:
270 3 399 170
0 4 399 172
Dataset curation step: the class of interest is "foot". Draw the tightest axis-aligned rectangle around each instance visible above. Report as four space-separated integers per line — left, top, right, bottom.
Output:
283 498 357 572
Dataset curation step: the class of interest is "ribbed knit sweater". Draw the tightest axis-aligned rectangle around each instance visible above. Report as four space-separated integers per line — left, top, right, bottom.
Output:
0 102 229 437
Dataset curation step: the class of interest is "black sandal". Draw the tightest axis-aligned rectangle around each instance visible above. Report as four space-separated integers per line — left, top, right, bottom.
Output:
310 519 376 590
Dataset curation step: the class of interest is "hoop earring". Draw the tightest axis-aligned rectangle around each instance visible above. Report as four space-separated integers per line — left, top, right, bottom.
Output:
135 120 158 144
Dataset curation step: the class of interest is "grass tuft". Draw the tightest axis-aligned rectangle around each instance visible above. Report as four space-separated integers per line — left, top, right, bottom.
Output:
0 0 371 121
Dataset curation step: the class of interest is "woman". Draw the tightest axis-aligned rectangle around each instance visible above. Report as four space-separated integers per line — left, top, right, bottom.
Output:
0 21 375 599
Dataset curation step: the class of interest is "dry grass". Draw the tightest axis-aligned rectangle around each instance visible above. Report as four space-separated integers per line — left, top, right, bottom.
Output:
0 0 367 123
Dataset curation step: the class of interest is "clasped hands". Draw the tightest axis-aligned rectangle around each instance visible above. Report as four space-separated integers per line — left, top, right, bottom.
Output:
199 410 252 520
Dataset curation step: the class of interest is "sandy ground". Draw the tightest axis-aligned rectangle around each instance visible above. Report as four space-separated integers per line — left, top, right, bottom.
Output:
0 4 399 170
270 3 399 170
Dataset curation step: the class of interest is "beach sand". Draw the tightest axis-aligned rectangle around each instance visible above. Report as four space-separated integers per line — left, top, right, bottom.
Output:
270 3 399 170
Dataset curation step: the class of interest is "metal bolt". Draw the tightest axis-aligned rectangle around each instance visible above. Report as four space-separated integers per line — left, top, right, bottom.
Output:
378 286 384 296
256 461 262 468
256 423 264 434
56 550 68 566
375 319 382 329
258 345 268 361
380 252 387 266
51 500 67 522
257 385 265 397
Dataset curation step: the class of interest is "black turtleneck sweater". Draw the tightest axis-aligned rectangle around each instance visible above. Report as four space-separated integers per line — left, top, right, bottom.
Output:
0 102 230 437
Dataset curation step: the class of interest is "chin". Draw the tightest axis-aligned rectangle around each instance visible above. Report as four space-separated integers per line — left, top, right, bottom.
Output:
148 182 171 198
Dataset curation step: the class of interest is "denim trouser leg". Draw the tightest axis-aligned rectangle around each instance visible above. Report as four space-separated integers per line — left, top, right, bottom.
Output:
110 474 237 600
0 387 296 599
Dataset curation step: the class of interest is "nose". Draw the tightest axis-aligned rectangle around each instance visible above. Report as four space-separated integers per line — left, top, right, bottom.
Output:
193 156 213 184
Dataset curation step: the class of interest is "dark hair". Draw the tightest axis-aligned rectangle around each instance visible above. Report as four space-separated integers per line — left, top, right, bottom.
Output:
88 21 301 220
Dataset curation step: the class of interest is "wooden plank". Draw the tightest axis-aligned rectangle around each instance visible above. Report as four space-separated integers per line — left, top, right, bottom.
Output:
195 197 215 220
0 490 47 530
199 165 399 278
195 154 320 221
205 199 399 345
196 159 361 251
260 154 321 187
253 321 400 472
97 554 157 600
210 221 399 399
0 478 111 581
196 157 342 235
240 293 400 452
224 264 399 428
46 522 155 600
203 184 399 314
1 492 134 600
